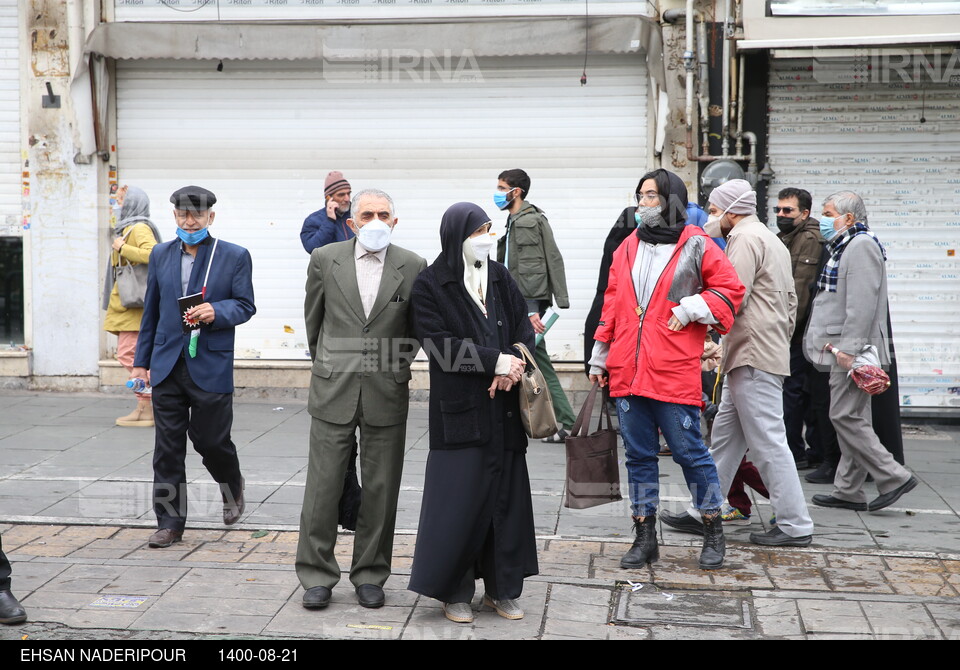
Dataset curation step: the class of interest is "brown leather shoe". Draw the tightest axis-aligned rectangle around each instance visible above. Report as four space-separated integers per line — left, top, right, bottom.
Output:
148 528 183 548
223 476 245 526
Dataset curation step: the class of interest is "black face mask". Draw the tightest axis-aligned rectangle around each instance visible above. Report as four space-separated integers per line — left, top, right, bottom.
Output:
776 216 798 234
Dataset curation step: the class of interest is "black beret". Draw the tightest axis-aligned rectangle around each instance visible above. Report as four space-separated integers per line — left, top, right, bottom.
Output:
170 185 217 211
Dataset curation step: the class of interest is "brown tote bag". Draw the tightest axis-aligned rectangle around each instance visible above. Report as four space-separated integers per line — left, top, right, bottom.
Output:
563 381 623 509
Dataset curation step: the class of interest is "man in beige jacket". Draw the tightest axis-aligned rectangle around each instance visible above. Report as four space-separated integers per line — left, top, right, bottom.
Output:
661 180 814 547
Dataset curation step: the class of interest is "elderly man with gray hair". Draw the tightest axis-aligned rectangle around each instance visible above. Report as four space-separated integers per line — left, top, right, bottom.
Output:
296 189 427 610
804 191 916 512
661 179 815 547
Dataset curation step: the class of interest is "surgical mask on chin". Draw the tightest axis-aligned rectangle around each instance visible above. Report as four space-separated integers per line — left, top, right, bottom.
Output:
466 232 497 264
356 220 393 252
176 227 209 245
776 216 797 234
634 206 664 228
704 214 724 238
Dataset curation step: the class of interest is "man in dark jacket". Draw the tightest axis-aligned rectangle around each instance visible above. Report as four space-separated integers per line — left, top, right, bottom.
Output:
132 186 256 549
300 171 354 253
776 187 825 469
495 169 575 442
299 170 362 528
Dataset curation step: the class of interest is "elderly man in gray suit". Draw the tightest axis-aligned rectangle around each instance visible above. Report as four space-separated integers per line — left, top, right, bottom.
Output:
805 191 916 513
296 189 427 610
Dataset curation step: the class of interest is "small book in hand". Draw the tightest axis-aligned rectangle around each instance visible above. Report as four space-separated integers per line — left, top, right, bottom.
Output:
177 292 204 333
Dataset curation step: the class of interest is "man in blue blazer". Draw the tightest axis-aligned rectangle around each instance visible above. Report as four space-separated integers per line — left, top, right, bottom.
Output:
132 186 256 548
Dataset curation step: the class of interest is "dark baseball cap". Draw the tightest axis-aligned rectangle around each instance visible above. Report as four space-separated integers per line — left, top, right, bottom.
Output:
170 185 217 211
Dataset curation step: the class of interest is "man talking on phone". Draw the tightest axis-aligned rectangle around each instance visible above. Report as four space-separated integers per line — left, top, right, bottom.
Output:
299 170 362 530
301 171 354 253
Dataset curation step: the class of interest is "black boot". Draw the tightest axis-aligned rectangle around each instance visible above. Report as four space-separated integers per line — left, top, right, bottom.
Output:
620 515 659 568
699 513 725 570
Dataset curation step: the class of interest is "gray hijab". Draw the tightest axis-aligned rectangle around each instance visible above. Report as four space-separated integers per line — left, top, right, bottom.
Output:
102 187 163 310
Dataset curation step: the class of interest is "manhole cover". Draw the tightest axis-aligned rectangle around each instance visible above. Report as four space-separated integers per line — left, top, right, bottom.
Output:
611 583 752 629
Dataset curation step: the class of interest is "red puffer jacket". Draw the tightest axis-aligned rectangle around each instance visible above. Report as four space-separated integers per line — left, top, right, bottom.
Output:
594 225 744 407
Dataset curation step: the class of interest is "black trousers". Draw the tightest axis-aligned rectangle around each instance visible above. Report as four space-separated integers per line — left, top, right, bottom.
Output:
783 338 817 462
152 357 243 531
0 533 11 591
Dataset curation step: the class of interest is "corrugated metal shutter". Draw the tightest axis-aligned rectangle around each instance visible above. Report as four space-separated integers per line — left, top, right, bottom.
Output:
116 55 648 362
0 0 19 230
767 56 960 410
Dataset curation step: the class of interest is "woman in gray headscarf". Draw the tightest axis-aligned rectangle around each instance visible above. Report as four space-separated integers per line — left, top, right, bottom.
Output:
102 186 162 427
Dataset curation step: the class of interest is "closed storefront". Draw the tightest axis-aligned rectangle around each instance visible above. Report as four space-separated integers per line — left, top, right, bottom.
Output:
114 52 650 361
0 0 22 345
766 55 960 410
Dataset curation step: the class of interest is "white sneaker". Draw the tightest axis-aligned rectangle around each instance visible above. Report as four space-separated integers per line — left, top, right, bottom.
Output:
443 602 474 623
482 594 524 620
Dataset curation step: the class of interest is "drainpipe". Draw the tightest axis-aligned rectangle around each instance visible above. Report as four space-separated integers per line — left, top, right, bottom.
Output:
735 53 745 157
698 17 709 155
721 0 732 156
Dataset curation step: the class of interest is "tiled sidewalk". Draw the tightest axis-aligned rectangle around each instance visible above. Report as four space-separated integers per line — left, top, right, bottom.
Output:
1 390 959 639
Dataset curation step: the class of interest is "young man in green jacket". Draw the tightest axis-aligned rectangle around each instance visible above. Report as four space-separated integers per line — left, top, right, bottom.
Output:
495 169 575 442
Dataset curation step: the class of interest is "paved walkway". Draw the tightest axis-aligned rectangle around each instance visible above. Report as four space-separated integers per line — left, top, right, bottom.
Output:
1 390 958 639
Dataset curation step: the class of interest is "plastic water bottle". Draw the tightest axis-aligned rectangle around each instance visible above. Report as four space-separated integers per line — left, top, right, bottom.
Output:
126 378 148 393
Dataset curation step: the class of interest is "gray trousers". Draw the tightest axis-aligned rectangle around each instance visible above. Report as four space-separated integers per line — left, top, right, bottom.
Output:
690 366 814 538
828 371 911 503
295 406 407 590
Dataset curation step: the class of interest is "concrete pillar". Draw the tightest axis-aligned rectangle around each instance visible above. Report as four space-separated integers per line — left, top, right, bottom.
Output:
24 0 101 388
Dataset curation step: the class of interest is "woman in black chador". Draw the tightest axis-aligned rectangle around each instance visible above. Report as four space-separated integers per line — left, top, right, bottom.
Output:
408 202 539 624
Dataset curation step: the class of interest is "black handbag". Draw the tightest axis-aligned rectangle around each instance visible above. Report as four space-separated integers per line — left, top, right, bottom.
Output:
563 381 623 509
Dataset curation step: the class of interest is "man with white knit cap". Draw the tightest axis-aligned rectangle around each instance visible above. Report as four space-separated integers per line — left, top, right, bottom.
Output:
660 179 815 547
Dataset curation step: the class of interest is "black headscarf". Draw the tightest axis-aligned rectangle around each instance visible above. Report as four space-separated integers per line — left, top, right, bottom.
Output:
634 168 688 245
438 202 493 275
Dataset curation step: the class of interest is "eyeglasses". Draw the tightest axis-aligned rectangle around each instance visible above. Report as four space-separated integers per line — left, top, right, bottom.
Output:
773 206 796 214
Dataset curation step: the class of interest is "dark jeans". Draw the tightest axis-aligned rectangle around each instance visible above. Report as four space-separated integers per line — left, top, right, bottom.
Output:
152 357 243 531
617 395 723 517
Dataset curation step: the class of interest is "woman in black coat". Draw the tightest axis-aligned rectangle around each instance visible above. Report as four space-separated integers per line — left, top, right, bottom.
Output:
408 202 539 624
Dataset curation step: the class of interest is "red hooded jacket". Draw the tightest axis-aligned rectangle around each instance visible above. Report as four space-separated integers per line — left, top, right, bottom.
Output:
594 225 744 406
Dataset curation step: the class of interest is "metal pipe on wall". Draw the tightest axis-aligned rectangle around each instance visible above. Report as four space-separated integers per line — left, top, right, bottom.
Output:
721 0 732 156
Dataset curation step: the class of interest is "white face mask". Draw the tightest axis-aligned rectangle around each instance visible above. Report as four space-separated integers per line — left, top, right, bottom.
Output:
704 214 724 238
356 220 392 252
466 232 497 263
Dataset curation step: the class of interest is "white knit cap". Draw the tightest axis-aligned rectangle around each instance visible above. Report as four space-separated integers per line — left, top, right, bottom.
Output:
708 179 757 215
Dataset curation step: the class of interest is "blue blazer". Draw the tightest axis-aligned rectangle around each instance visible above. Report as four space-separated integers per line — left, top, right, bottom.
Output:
134 236 256 394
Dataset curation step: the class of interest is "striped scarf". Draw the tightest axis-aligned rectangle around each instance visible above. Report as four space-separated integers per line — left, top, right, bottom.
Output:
817 223 886 293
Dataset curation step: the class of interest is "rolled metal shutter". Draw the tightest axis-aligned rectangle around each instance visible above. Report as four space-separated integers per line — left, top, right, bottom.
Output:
767 56 960 410
116 55 649 361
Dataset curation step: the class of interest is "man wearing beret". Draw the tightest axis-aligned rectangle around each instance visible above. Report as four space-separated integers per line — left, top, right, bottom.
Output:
132 186 257 548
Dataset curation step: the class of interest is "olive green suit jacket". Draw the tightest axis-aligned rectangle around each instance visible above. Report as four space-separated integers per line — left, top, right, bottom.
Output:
304 240 427 426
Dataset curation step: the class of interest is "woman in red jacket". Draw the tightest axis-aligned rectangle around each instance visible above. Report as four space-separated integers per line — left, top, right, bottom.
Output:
588 169 744 570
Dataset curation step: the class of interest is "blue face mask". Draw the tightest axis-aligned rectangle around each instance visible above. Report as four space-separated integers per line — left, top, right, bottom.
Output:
819 216 838 241
494 188 516 211
176 227 209 245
